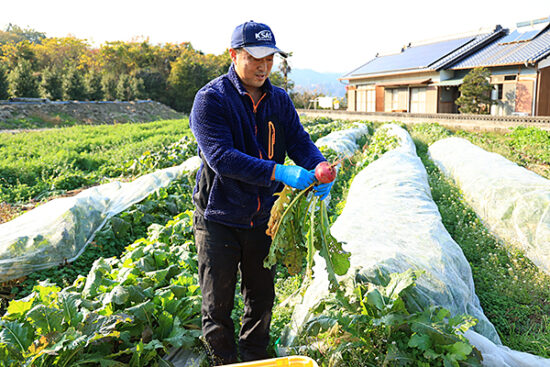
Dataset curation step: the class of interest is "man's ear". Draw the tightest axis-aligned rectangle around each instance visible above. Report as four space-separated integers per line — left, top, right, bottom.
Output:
229 48 237 63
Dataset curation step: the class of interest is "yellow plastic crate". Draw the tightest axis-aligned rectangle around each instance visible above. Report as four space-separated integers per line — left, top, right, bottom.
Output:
221 356 319 367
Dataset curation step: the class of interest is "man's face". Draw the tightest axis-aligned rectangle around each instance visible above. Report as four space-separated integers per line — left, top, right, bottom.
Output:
230 49 274 93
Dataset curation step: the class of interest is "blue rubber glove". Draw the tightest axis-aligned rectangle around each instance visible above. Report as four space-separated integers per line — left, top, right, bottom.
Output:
274 164 316 190
314 181 334 200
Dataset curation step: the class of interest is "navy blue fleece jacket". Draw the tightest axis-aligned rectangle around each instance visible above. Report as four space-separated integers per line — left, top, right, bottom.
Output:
189 64 325 229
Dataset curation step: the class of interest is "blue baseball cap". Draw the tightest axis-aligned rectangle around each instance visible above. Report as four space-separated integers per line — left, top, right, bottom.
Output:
231 20 288 58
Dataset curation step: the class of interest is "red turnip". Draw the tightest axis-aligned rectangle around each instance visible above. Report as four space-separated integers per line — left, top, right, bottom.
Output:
315 161 337 184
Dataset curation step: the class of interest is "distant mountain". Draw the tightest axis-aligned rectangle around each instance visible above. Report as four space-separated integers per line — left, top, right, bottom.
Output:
289 68 347 98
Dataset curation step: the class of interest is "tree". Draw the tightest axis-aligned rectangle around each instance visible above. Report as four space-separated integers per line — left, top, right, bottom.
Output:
167 49 230 112
270 70 295 91
130 75 145 100
39 67 63 100
0 64 9 99
116 74 143 100
4 24 46 44
455 67 494 114
278 52 294 92
134 68 167 103
101 73 118 101
7 59 39 98
34 37 90 71
62 65 87 100
0 40 38 70
84 69 103 100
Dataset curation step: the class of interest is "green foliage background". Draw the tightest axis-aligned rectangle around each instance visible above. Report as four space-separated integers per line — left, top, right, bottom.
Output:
0 25 233 113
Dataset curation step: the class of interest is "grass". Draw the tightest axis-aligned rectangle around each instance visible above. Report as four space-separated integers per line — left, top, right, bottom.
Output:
408 123 550 357
0 118 192 206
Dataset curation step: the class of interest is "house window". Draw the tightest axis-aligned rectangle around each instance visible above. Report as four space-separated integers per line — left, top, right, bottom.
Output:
367 89 375 112
391 89 399 111
504 75 517 81
410 87 426 113
357 89 367 112
492 84 503 100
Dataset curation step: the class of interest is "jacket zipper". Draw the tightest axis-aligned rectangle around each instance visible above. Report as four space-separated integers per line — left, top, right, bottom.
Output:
245 92 267 227
246 92 266 114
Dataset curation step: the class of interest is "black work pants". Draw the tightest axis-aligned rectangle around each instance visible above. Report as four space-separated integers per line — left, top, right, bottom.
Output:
193 212 275 365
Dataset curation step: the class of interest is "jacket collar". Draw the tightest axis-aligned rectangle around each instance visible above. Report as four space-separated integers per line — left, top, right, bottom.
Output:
227 63 273 97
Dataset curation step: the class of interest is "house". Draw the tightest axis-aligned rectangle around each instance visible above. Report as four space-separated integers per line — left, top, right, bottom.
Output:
448 18 550 116
340 17 550 116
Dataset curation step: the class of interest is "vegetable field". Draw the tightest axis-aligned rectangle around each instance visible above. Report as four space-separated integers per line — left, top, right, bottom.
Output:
0 117 549 366
0 119 195 221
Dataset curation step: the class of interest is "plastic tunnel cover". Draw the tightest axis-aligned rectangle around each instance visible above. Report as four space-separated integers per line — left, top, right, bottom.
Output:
314 122 371 158
280 125 550 366
0 156 202 283
429 137 550 275
285 124 498 341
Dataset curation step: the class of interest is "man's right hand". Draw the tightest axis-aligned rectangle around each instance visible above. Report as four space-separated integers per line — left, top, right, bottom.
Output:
273 164 315 190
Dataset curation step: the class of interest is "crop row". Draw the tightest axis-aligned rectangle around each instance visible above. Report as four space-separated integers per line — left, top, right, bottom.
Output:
0 119 194 207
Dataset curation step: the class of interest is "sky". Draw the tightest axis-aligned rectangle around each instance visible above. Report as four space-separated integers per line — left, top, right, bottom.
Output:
1 0 548 75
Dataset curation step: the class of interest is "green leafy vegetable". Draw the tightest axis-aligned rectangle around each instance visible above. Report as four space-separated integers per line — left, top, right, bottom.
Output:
265 183 350 288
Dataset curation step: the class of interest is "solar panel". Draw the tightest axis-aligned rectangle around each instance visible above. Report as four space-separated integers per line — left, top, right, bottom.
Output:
450 27 550 68
498 30 521 44
498 29 544 44
349 36 474 76
517 30 538 41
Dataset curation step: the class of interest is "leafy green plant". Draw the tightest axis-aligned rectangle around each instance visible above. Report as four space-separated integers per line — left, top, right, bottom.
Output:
507 126 550 164
0 210 202 366
296 269 482 367
3 176 195 307
124 135 198 176
264 185 350 288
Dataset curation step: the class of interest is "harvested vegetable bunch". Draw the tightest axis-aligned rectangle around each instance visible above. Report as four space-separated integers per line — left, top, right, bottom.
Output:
264 161 350 288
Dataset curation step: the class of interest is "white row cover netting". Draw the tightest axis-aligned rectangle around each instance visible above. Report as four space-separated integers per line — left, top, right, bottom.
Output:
429 137 550 274
314 122 371 157
0 156 201 283
280 125 550 366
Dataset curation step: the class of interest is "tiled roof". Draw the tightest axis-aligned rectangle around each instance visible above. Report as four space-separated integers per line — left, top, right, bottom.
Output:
431 28 506 69
450 25 550 69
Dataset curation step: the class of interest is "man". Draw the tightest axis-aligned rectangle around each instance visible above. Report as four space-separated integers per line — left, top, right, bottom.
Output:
189 20 333 364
